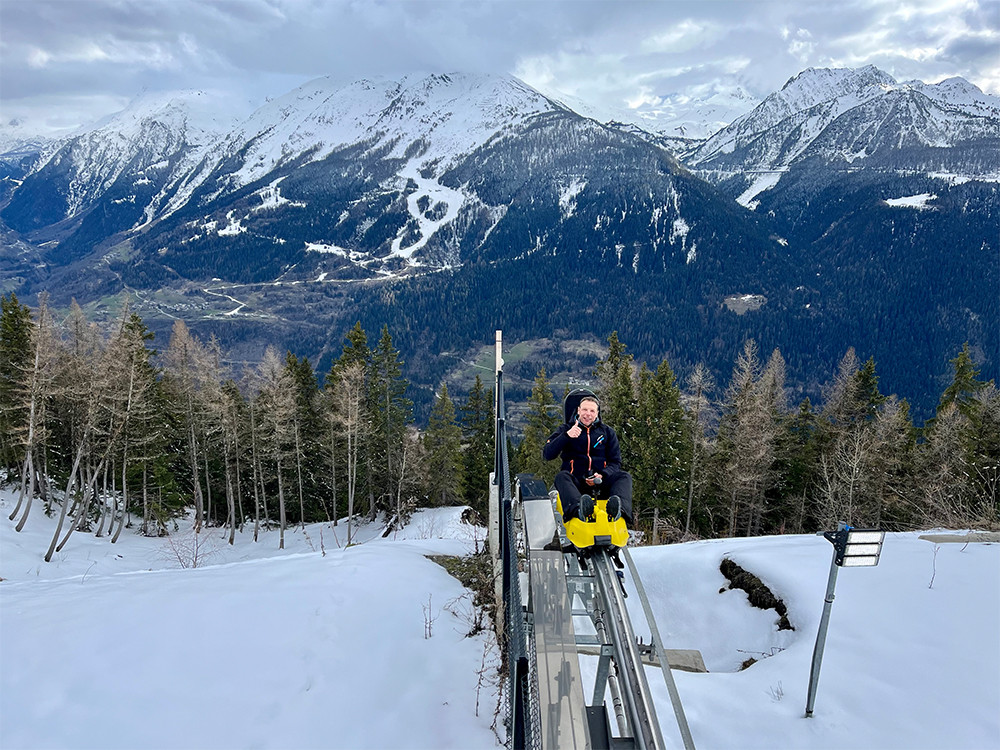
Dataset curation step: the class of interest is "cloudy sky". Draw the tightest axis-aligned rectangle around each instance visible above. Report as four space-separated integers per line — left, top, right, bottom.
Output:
2 0 998 137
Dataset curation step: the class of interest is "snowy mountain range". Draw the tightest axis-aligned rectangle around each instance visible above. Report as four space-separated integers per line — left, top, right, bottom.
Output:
3 71 778 287
687 65 1000 208
0 66 996 421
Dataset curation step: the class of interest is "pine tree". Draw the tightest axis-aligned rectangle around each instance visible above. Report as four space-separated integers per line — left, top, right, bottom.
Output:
368 326 412 518
631 360 690 527
104 306 166 541
284 352 325 525
0 293 33 471
324 322 372 526
772 398 820 534
713 340 782 536
594 331 637 463
517 368 560 487
425 384 464 506
816 352 891 528
936 342 990 420
681 363 715 536
461 375 494 519
918 343 998 528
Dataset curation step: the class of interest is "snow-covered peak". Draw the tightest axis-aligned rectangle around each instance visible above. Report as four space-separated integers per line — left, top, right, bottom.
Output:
734 66 897 137
779 65 896 101
83 88 252 147
689 65 1000 170
909 76 1000 118
0 121 52 159
23 89 256 218
217 72 565 188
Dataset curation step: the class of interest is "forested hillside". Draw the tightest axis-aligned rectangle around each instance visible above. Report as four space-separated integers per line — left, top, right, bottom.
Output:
2 294 995 560
3 70 994 425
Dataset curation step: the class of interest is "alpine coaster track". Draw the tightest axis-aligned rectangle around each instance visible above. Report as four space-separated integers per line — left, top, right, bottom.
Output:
490 331 696 750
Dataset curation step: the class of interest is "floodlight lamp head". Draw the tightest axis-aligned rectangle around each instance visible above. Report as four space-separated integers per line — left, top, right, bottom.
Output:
824 525 885 567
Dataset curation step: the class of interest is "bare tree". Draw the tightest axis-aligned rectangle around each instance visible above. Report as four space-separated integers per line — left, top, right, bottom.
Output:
817 424 872 528
45 302 112 561
252 347 297 549
246 394 266 541
682 363 714 535
717 341 782 536
917 398 998 529
163 321 212 532
99 301 162 540
319 385 339 526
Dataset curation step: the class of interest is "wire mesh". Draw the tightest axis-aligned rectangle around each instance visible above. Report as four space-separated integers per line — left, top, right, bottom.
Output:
495 370 540 750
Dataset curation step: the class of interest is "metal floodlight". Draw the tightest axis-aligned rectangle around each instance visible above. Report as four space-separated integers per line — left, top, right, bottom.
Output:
823 526 885 567
806 522 886 717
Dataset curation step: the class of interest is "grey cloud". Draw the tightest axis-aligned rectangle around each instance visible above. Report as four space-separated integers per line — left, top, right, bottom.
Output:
1 0 997 137
941 33 1000 64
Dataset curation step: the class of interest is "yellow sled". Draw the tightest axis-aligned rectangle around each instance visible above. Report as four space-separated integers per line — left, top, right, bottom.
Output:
556 494 630 551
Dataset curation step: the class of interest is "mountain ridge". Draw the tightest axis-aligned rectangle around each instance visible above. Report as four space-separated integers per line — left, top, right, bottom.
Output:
0 66 995 422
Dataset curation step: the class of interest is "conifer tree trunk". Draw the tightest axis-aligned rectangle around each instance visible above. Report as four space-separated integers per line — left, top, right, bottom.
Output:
276 457 287 550
295 418 305 528
224 437 236 545
233 425 245 530
250 400 262 541
189 419 204 531
45 441 88 562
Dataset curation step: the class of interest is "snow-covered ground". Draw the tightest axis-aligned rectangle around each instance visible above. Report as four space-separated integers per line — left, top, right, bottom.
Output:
2 485 998 750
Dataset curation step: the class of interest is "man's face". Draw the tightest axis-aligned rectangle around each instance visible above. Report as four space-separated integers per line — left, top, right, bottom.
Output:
577 400 598 426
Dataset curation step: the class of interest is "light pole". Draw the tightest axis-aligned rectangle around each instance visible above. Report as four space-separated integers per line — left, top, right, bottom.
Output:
805 522 885 718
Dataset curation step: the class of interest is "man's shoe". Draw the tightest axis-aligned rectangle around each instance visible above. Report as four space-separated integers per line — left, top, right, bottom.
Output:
606 495 622 522
579 494 595 521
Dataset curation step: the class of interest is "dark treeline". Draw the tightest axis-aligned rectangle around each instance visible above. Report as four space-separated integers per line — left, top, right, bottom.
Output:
0 293 493 559
513 332 998 540
1 293 996 560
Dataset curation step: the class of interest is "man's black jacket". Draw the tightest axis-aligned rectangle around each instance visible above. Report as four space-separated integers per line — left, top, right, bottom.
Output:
542 420 623 483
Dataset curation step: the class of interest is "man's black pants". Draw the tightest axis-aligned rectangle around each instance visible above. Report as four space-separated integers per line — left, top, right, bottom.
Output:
554 470 633 522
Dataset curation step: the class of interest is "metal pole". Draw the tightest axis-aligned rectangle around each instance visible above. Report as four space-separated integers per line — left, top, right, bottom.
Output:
805 544 841 717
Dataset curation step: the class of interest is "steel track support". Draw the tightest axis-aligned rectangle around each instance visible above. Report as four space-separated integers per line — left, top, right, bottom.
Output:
592 549 666 750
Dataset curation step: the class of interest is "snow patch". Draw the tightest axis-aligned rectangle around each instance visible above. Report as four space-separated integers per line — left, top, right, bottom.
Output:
389 160 466 262
724 294 768 314
885 193 937 209
253 176 307 213
305 242 351 256
559 178 586 218
670 217 690 243
737 172 783 209
217 212 246 235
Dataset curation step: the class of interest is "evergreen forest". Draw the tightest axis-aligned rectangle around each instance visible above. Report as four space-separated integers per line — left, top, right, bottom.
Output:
1 293 996 560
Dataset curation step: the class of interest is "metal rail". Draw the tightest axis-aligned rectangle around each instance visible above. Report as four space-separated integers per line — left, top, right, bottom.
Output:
590 549 667 749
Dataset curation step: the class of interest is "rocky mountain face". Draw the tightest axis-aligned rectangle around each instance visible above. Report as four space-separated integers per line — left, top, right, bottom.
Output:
0 67 996 420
